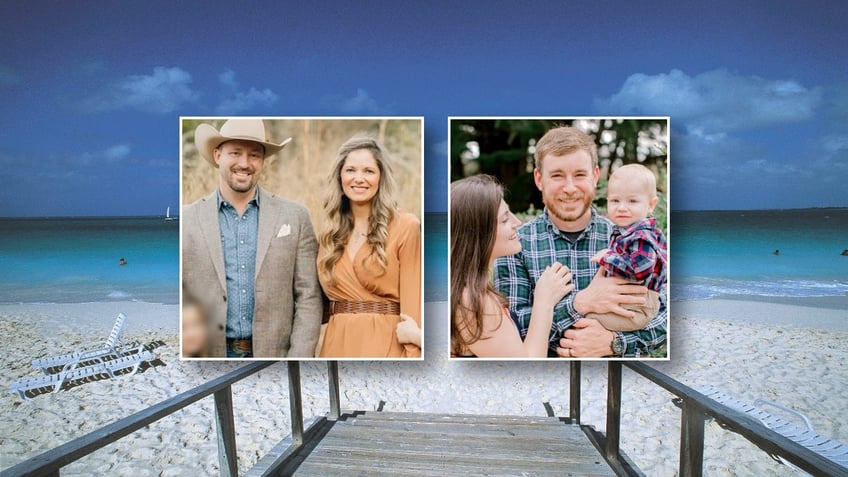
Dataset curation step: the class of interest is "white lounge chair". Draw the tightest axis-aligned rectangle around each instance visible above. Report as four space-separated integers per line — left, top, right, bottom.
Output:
700 385 848 471
32 313 132 374
9 345 152 400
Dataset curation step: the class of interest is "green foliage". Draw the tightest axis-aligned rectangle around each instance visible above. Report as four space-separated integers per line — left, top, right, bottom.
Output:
478 148 526 167
654 191 668 237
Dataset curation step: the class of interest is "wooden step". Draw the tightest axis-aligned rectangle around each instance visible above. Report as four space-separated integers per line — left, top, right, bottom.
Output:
352 411 561 422
335 421 577 441
350 412 565 426
290 412 614 476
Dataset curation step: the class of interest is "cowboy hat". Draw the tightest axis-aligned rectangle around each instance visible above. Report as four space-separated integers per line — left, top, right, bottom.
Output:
195 118 292 167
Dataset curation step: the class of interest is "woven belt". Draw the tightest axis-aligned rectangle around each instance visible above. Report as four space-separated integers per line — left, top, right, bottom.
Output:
329 300 400 315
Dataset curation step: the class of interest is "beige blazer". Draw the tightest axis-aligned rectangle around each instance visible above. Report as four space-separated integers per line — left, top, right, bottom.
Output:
182 187 322 357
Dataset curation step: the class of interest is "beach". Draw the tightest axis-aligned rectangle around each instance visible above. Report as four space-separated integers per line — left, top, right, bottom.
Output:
1 298 846 476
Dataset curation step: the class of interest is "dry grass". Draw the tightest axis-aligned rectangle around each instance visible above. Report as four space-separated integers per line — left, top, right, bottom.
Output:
181 118 423 225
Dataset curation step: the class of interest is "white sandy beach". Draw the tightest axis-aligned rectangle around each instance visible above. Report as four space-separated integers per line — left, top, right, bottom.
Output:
0 298 846 476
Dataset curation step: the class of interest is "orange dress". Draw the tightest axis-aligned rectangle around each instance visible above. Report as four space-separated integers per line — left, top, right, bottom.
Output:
319 211 421 358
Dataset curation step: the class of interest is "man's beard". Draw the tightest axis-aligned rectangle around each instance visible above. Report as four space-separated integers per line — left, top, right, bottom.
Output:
227 177 255 193
224 168 257 193
545 193 592 223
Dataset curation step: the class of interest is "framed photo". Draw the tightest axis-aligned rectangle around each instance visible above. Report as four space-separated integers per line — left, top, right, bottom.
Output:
448 117 670 360
180 117 424 360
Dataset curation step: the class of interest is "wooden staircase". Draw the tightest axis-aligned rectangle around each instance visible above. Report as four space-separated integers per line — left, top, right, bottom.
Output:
8 362 843 477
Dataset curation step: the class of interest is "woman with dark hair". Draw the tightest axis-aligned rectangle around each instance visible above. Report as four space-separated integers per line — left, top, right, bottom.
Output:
317 136 421 358
451 175 572 358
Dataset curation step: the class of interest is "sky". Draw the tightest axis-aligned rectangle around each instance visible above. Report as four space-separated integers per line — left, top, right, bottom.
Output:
0 1 846 215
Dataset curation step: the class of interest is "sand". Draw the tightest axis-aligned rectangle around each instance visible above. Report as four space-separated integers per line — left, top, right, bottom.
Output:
673 296 848 331
0 298 846 476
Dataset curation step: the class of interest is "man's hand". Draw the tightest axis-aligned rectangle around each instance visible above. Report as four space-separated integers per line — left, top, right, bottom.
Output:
556 318 616 357
573 269 648 318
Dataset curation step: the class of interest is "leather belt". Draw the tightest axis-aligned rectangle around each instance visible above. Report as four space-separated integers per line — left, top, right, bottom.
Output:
329 300 400 315
226 338 253 351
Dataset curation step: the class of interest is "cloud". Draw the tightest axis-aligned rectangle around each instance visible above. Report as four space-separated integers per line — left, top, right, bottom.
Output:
147 158 176 168
821 134 848 155
595 68 821 135
340 88 382 114
72 144 132 167
319 88 393 114
214 70 279 114
103 144 131 161
825 83 848 126
80 66 199 113
219 70 238 89
670 124 848 209
428 140 448 157
594 68 846 209
215 89 279 114
0 65 21 87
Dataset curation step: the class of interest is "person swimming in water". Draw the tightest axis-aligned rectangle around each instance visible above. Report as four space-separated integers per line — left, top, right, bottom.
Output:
119 257 127 266
773 250 780 256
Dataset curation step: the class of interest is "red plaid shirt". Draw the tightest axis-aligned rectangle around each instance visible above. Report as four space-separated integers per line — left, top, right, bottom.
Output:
598 217 667 292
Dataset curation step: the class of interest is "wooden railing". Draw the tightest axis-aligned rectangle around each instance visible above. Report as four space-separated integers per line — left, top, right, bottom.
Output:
5 359 845 476
0 361 341 477
574 361 847 477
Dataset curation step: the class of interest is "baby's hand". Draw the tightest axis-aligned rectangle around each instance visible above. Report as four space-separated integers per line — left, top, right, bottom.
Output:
396 313 421 346
590 248 610 263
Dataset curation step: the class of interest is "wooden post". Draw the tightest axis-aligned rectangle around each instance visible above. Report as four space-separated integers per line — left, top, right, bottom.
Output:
605 362 622 462
328 361 341 420
680 400 705 477
569 361 581 424
288 361 304 446
213 386 238 477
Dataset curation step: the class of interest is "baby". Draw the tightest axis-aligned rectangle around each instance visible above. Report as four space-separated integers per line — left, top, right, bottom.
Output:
181 294 209 358
589 164 668 331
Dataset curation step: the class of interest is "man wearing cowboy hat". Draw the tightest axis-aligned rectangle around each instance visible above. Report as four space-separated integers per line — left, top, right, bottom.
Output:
182 118 322 358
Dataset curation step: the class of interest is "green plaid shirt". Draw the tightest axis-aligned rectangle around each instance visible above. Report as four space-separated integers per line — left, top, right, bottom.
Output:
494 208 667 357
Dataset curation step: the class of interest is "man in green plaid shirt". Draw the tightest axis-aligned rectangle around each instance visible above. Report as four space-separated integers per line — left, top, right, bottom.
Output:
494 126 667 357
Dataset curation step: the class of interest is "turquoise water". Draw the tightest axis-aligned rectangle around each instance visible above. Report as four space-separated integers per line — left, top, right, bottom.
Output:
0 217 179 304
671 209 848 300
3 210 837 305
424 213 447 301
1 215 445 305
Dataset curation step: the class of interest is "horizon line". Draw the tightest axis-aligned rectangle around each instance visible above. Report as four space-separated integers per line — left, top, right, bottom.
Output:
0 214 179 219
3 205 847 219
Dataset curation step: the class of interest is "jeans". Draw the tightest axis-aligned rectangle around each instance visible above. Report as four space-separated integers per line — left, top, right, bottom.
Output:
226 339 253 358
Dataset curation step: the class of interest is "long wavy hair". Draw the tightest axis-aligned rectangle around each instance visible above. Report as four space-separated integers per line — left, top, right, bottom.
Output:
318 136 397 286
450 174 508 356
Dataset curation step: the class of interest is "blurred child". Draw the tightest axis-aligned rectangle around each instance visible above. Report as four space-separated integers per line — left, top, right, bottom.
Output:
182 294 209 358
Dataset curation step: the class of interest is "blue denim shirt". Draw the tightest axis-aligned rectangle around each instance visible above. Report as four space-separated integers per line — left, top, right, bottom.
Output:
218 190 259 339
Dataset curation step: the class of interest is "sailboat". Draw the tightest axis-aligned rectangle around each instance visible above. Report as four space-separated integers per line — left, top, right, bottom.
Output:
165 206 178 221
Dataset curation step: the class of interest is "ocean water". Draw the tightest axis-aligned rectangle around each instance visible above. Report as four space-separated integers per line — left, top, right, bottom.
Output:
671 209 848 300
424 213 448 302
0 217 179 304
4 210 836 306
2 215 445 305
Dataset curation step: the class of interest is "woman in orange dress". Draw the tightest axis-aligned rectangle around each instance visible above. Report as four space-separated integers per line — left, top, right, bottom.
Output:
317 136 421 358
